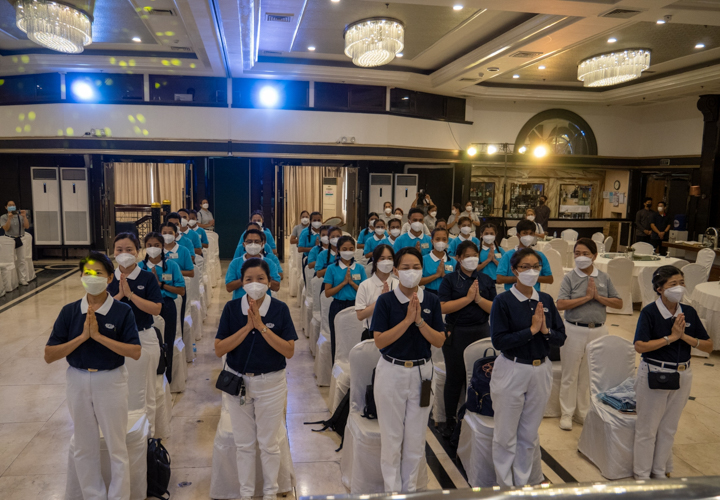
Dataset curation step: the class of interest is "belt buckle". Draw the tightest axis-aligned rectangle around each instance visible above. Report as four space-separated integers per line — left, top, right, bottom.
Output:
588 323 596 328
532 359 541 367
678 365 686 372
87 368 98 372
404 361 414 368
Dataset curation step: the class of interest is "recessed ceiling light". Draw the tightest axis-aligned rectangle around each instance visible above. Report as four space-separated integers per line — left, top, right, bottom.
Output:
132 37 141 42
695 43 705 49
512 74 520 79
453 4 463 10
538 65 546 70
396 52 403 58
487 67 500 72
331 0 340 3
656 19 666 24
308 46 316 51
608 37 617 43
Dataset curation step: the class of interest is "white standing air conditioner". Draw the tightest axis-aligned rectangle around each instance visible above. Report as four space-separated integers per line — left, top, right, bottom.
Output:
31 167 62 245
322 177 344 219
394 174 418 215
61 168 91 245
369 173 393 214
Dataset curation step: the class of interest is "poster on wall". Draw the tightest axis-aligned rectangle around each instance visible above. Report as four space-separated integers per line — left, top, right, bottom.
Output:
559 184 592 215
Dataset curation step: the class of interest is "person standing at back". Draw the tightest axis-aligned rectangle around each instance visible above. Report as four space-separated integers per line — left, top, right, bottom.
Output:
651 201 671 255
534 195 550 231
447 203 462 237
635 197 654 244
177 208 203 257
197 199 214 231
380 201 394 225
424 205 438 232
1 200 30 285
290 210 310 246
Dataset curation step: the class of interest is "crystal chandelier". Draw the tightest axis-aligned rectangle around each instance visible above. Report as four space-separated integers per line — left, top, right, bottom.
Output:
344 18 404 68
577 49 650 87
15 0 93 54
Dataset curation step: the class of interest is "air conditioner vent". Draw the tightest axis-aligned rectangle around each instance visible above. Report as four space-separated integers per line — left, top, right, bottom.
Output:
510 51 543 58
266 13 294 22
147 8 175 16
458 77 479 82
601 8 642 18
170 46 193 52
261 50 283 55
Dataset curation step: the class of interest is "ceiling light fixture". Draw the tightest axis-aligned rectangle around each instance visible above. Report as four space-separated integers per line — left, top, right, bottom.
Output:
331 0 340 2
487 145 497 154
308 46 316 51
15 0 93 53
656 19 666 24
518 146 527 154
577 49 651 87
695 43 705 49
467 146 478 156
396 52 403 58
512 74 520 79
71 80 95 100
533 145 548 158
132 37 141 42
453 4 463 10
607 38 617 43
344 18 404 67
538 65 546 70
259 86 279 107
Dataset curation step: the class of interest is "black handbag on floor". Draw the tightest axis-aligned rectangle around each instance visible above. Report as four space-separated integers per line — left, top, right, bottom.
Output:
215 334 256 396
147 438 171 500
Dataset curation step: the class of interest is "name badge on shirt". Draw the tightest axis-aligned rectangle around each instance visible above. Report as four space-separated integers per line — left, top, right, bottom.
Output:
168 254 178 259
352 274 361 281
495 253 502 258
445 264 454 271
421 243 429 249
162 274 172 281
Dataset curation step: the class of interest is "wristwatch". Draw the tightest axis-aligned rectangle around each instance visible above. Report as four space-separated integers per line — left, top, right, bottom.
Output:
260 327 268 334
664 336 670 345
415 319 425 328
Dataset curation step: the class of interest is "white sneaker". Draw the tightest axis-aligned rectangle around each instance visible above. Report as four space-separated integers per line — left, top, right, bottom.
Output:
20 281 28 286
559 415 573 431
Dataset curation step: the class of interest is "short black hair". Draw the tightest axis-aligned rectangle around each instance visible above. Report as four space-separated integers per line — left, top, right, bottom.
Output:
643 196 653 203
244 229 265 242
177 208 189 215
408 207 424 219
114 232 140 250
368 212 379 219
539 195 547 201
510 248 540 269
373 218 386 227
394 246 422 268
574 237 598 255
371 244 395 275
318 225 330 235
388 218 402 228
456 240 479 259
188 209 197 216
160 221 178 234
516 219 536 234
310 211 322 220
251 210 264 220
246 221 261 230
431 227 448 239
435 217 447 225
328 226 343 238
657 200 666 206
652 265 683 295
79 251 114 276
240 258 271 282
453 203 462 210
458 216 471 226
167 212 181 221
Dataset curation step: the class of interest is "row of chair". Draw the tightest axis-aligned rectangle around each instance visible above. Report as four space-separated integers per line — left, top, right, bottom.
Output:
0 233 35 294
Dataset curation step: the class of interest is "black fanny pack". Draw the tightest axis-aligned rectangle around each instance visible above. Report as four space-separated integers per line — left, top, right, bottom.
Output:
13 236 22 249
647 370 680 390
216 333 256 397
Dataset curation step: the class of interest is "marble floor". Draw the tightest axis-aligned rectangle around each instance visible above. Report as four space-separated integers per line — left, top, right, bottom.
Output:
0 259 718 500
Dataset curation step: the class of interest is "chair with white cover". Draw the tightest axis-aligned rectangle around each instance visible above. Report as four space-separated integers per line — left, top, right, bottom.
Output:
591 232 605 244
314 292 333 387
365 262 373 278
541 248 563 300
431 346 447 424
631 242 655 255
604 236 614 253
681 263 708 304
577 335 636 479
21 233 35 281
506 235 519 249
65 341 151 500
289 244 299 298
329 308 364 412
507 227 517 237
672 259 689 269
696 248 715 280
170 296 188 393
151 315 171 440
184 273 203 342
0 236 18 292
309 277 323 355
209 389 295 498
340 340 428 493
544 360 563 419
548 237 572 268
301 266 315 336
561 229 578 242
606 258 634 315
638 267 657 310
456 339 543 487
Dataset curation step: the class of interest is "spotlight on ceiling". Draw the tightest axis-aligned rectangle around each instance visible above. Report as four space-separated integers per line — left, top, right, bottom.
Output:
396 52 403 58
331 0 340 2
512 74 520 79
258 86 279 107
487 145 497 154
656 19 666 24
467 146 478 157
71 80 95 100
308 46 316 51
518 146 527 154
533 145 548 158
608 37 617 43
453 4 463 10
132 37 141 42
695 43 705 49
538 65 546 70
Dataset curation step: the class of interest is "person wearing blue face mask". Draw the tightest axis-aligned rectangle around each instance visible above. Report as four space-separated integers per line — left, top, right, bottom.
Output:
1 200 30 285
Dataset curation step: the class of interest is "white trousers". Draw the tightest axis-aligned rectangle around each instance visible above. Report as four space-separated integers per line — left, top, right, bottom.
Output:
138 327 160 437
490 354 552 487
14 244 28 284
226 369 288 497
66 366 130 500
634 361 692 479
559 322 608 420
375 357 433 493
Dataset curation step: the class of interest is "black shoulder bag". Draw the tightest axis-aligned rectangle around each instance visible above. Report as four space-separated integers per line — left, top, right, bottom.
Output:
215 332 257 396
647 342 681 391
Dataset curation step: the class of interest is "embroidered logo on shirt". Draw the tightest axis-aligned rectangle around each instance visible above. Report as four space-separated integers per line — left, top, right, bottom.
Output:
685 323 691 328
423 308 431 314
137 285 145 290
266 323 275 328
543 307 549 312
105 323 115 329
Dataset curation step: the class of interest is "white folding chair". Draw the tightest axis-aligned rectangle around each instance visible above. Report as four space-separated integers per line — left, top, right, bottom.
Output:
365 262 373 278
591 232 605 244
289 244 299 298
696 248 715 280
577 336 636 479
631 241 654 255
21 233 35 281
638 267 657 310
314 292 333 387
340 340 428 493
0 236 18 292
431 346 447 424
604 236 614 253
151 315 171 440
606 258 634 315
561 229 578 242
329 308 364 412
309 277 323 355
681 263 708 304
507 227 517 237
301 266 315 335
457 339 542 487
506 235 519 249
548 238 571 268
541 248 563 300
671 259 689 269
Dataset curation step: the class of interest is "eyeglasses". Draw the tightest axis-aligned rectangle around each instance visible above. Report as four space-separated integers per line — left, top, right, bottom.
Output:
516 264 542 271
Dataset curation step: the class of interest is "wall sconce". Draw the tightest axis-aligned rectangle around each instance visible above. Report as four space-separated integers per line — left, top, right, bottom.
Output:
689 186 701 197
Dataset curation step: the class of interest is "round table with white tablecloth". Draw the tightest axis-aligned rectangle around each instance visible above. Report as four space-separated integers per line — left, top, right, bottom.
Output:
691 281 720 349
593 254 680 303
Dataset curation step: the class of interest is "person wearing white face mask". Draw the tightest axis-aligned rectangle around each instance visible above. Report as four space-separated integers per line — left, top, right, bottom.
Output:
650 201 671 255
1 200 31 285
496 220 553 292
226 230 282 301
160 222 194 277
324 235 367 363
356 244 398 339
197 199 215 230
307 226 330 270
556 238 622 431
358 212 380 250
394 208 433 256
290 210 310 246
363 218 388 258
298 211 323 257
215 259 297 500
524 208 544 236
188 209 209 249
476 223 505 282
235 223 284 280
490 248 566 487
632 265 712 480
424 204 438 231
438 239 496 439
177 208 203 257
464 201 481 227
448 216 480 258
314 226 343 278
379 218 403 248
380 201 394 225
45 252 141 500
167 212 197 262
420 227 455 295
446 203 463 237
371 247 446 492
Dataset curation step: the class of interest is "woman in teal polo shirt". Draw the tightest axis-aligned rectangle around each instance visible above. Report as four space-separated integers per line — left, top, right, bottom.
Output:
420 227 455 294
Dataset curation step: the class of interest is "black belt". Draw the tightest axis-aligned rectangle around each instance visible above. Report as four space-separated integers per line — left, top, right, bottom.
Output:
382 354 431 368
644 358 690 372
503 353 546 366
566 320 604 329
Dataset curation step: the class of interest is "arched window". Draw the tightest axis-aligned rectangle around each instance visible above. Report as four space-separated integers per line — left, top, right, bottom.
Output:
514 109 598 156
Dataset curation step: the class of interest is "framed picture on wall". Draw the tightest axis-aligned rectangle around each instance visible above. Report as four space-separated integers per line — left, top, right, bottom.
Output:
508 182 545 218
559 184 592 219
470 181 495 216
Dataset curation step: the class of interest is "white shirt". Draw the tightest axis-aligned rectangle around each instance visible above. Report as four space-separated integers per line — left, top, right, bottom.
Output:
510 284 539 302
655 297 682 319
114 265 141 281
355 273 399 329
429 251 448 263
80 293 114 315
573 266 599 278
394 285 424 303
240 294 271 316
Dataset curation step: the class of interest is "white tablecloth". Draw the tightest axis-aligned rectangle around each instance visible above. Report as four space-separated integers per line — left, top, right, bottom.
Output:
691 281 720 349
594 255 680 302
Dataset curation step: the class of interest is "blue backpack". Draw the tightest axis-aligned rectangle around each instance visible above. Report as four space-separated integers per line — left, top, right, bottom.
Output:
466 348 497 417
